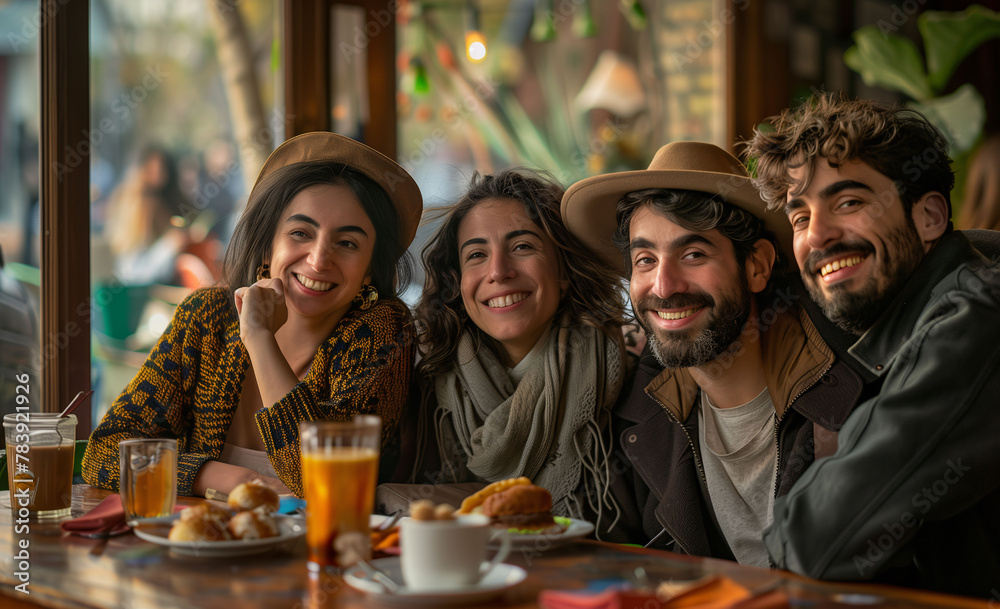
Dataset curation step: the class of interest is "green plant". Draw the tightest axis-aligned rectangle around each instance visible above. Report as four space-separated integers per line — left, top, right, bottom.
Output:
844 4 1000 156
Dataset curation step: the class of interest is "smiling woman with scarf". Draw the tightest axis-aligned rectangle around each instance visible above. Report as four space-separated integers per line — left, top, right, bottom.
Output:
412 168 626 533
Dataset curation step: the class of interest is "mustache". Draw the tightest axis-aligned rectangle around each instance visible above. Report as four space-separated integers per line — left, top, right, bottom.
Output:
804 239 875 272
635 292 714 314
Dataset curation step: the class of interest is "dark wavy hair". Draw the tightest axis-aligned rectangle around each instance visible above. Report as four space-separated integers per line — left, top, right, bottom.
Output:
415 168 625 378
745 91 954 221
221 161 414 302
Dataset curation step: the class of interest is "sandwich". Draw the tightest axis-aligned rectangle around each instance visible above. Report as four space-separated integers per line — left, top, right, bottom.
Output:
481 484 562 534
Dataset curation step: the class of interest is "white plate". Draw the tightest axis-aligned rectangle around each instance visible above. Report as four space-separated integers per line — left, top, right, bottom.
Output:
133 513 305 557
343 557 526 606
495 517 594 551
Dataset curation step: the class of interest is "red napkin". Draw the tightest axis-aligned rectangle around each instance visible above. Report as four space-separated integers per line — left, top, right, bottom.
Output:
61 494 131 536
539 576 789 609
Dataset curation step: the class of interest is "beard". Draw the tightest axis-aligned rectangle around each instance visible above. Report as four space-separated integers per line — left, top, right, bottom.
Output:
802 220 924 335
634 279 753 369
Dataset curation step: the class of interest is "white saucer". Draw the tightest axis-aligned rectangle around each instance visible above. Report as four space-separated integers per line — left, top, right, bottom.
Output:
343 557 526 606
495 517 595 551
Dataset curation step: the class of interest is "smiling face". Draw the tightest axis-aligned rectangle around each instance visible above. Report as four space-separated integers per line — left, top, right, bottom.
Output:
628 205 754 369
267 183 375 327
784 158 926 334
457 198 563 366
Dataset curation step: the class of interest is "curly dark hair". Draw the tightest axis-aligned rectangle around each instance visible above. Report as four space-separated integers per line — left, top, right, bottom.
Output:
613 188 781 282
222 161 413 302
415 168 625 379
744 92 954 220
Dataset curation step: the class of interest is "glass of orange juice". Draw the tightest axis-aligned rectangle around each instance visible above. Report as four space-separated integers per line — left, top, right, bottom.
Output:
300 416 380 572
119 438 177 521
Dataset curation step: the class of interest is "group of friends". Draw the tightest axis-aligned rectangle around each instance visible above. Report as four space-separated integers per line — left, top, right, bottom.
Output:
80 92 1000 598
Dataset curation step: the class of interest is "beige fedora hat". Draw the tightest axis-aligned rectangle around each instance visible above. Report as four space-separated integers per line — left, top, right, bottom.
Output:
253 132 423 250
561 141 791 270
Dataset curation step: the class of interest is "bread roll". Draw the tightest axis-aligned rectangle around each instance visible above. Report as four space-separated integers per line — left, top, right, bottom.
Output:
228 481 280 513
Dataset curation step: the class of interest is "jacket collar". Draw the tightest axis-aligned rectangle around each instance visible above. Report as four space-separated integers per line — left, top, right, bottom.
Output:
849 232 987 376
642 304 833 423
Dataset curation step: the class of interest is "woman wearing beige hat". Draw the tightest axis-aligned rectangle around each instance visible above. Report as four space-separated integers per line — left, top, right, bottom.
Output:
410 168 625 529
84 132 423 498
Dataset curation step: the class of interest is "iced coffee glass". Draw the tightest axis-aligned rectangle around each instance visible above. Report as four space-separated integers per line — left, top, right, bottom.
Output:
3 413 78 519
300 416 380 572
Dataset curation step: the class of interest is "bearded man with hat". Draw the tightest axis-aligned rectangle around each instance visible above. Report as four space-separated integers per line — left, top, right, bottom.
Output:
562 142 865 566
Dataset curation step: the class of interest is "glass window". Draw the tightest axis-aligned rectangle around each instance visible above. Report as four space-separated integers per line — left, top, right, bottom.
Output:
89 0 281 422
0 0 43 416
395 0 726 294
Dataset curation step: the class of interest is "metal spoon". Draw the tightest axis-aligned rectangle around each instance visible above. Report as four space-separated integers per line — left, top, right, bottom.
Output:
376 509 404 531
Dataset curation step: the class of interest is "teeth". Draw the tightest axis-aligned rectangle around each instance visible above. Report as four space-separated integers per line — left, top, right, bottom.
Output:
657 308 697 320
820 256 865 277
296 274 333 292
487 292 528 308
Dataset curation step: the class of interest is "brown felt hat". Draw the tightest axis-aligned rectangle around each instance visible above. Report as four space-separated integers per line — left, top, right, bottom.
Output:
561 141 791 270
253 132 423 250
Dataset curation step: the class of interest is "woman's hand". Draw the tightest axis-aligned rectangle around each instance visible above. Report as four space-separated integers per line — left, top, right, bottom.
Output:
193 461 294 498
235 279 288 345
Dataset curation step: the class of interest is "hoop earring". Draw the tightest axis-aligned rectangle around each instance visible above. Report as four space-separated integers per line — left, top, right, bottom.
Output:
255 263 270 282
354 284 379 310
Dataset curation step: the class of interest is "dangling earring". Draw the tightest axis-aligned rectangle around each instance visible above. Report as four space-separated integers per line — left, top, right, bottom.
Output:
255 263 270 282
354 284 379 310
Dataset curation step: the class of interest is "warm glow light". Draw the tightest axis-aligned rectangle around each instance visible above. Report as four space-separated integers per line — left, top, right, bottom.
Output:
466 31 486 63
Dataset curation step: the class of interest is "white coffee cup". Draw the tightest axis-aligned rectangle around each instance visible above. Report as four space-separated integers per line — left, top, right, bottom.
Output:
399 513 511 591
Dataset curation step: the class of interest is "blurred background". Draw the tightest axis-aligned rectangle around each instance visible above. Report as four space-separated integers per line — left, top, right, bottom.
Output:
0 0 998 430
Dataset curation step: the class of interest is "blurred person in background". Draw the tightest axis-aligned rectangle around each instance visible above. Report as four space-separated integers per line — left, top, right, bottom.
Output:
103 145 191 285
957 134 1000 231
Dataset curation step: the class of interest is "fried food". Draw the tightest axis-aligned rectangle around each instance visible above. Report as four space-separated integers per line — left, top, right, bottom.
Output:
168 514 232 542
409 499 436 520
481 484 559 532
457 476 531 514
228 481 280 513
228 507 279 540
179 502 231 528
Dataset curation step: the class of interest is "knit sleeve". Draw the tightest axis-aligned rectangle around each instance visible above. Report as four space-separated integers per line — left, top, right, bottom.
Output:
82 290 214 495
256 299 415 497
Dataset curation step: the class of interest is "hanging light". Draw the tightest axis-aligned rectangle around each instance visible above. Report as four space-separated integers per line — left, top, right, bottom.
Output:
574 0 597 38
465 2 487 63
620 0 647 30
411 57 430 95
531 0 556 42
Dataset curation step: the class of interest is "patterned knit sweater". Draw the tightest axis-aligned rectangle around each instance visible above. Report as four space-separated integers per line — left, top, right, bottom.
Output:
82 287 415 497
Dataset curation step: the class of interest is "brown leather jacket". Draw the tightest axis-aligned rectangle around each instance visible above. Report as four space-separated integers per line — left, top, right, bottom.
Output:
603 303 864 558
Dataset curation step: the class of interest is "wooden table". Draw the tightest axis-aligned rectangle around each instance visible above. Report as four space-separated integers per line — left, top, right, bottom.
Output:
0 486 991 609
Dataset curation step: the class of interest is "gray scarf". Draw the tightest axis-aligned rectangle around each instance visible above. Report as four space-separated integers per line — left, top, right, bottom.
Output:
433 321 624 531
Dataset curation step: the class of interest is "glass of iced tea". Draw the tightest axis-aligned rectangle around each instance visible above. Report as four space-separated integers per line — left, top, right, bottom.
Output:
300 415 380 572
119 438 177 521
3 413 77 519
